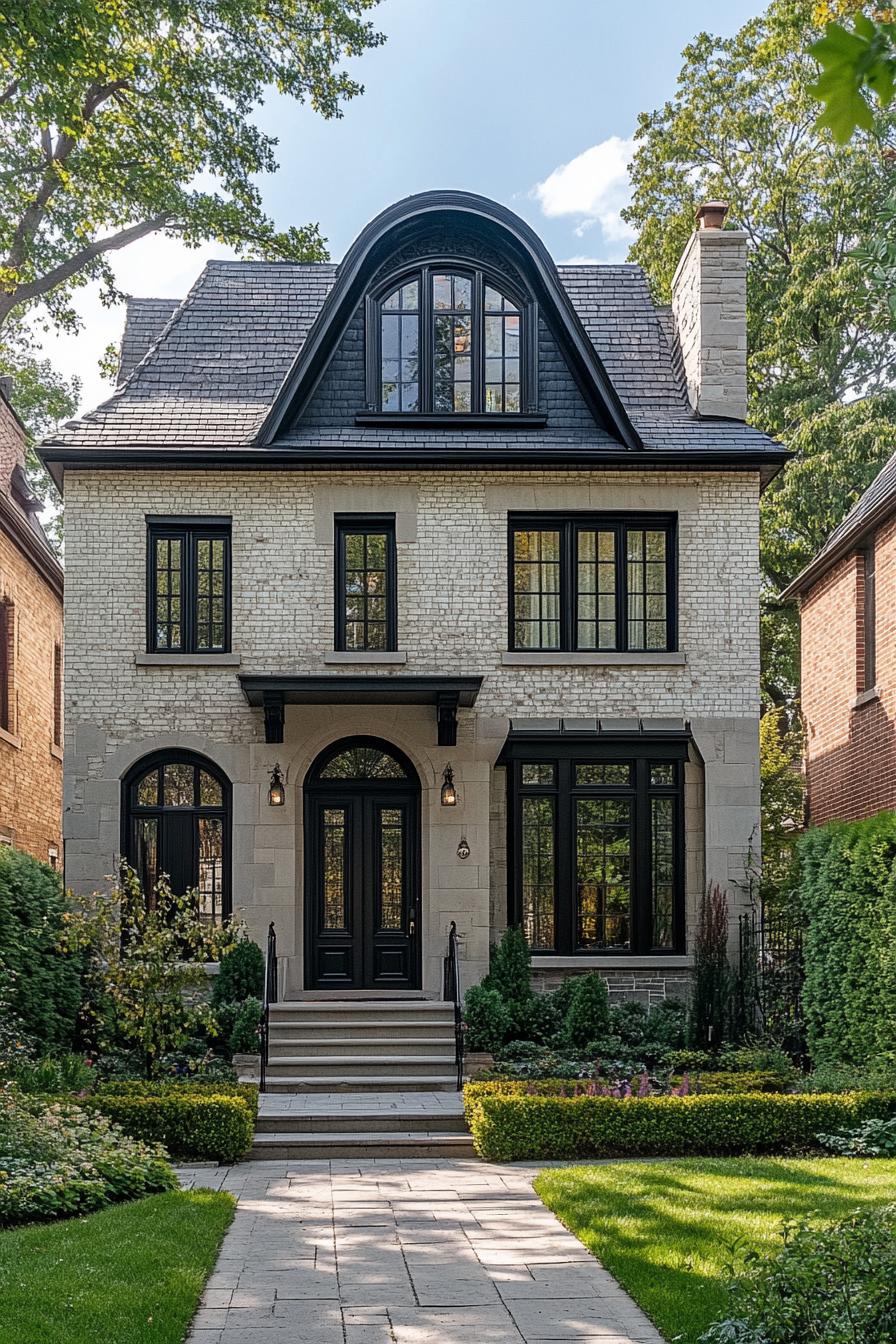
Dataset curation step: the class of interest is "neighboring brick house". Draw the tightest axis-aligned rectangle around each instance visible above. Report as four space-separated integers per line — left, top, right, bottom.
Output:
0 381 64 862
783 454 896 825
39 191 785 1003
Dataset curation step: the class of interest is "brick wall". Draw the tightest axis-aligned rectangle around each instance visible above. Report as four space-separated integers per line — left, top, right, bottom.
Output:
802 513 896 824
0 399 63 860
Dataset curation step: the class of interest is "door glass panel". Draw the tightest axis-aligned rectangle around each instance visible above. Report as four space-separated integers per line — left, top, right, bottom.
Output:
379 808 403 930
197 817 223 924
322 808 347 930
521 795 555 950
164 762 194 806
320 746 406 779
136 768 159 806
199 771 223 806
576 797 631 950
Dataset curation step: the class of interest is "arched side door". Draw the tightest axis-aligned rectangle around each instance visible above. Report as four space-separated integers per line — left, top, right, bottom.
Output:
304 737 421 990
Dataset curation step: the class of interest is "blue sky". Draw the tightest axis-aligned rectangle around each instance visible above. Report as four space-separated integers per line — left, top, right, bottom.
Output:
46 0 761 414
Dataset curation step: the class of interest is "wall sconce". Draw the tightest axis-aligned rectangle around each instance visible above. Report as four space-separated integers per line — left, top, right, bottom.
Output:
268 763 285 807
457 835 470 860
440 764 457 806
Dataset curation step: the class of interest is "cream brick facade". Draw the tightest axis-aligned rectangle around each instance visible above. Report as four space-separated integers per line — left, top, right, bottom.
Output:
63 465 761 997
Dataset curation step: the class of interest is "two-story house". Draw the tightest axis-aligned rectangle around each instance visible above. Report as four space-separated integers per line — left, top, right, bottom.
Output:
1 381 64 863
783 452 896 825
40 191 785 1008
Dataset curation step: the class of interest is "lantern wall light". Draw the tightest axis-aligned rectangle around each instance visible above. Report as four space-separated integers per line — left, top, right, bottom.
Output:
440 764 457 806
268 763 286 806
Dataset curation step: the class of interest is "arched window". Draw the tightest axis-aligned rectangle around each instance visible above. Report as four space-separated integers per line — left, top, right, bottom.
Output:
122 751 230 923
371 265 532 415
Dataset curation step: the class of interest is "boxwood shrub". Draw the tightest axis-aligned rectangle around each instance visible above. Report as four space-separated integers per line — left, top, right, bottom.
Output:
87 1088 254 1164
464 1082 896 1162
95 1079 259 1121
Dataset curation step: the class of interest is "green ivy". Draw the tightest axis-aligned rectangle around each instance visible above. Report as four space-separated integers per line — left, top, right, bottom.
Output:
798 813 896 1067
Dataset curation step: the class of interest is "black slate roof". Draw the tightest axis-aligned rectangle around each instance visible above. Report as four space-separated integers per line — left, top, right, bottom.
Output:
43 256 780 463
783 450 896 599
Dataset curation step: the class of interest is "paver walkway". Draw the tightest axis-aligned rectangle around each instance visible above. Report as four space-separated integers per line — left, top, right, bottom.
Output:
179 1158 664 1343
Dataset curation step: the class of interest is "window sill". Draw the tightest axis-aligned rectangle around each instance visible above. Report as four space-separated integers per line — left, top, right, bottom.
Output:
501 651 686 667
50 742 63 761
0 727 21 750
355 412 547 429
850 686 880 710
134 653 241 667
323 650 408 665
532 955 693 970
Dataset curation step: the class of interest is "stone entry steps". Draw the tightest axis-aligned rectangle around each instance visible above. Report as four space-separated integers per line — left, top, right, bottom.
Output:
251 1090 473 1160
264 1000 459 1094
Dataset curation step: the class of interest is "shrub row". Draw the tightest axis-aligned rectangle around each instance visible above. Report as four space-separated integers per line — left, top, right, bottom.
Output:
464 1084 896 1162
95 1079 260 1121
86 1089 254 1165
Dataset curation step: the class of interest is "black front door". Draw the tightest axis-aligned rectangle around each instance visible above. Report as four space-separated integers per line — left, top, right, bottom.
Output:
305 741 421 989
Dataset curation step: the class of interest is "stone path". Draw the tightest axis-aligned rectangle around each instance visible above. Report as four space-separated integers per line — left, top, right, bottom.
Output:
179 1158 664 1343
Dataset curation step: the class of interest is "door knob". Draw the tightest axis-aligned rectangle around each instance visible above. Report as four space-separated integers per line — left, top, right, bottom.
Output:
408 918 416 937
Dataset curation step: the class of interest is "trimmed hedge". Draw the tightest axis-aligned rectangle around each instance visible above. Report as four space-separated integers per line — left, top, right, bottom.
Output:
95 1079 259 1121
799 812 896 1066
86 1089 254 1165
464 1083 896 1162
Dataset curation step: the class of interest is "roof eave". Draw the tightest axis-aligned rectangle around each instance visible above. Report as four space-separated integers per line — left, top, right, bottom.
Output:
781 491 896 601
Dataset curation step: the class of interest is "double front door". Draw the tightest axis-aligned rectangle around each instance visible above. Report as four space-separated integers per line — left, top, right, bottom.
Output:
306 785 420 989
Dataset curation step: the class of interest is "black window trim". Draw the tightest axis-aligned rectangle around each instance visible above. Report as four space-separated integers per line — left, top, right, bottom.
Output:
863 537 877 690
504 736 687 957
121 747 232 923
364 256 538 417
507 511 678 654
334 513 398 653
146 515 232 656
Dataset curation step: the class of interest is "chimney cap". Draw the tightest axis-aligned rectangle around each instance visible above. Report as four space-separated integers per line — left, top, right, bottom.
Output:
695 200 729 230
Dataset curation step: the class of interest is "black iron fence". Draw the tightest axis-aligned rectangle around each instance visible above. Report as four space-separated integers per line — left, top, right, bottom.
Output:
738 907 805 1057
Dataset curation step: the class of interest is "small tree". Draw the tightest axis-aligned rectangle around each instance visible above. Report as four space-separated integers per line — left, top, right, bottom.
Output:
61 866 216 1078
690 886 733 1052
562 972 611 1050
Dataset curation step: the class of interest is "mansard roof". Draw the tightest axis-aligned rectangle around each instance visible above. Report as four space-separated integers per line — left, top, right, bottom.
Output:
39 190 786 487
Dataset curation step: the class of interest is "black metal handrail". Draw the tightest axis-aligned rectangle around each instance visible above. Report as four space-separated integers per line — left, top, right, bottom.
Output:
259 921 277 1092
443 920 463 1090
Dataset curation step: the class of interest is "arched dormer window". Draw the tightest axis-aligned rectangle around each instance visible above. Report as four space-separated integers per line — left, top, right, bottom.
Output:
367 265 535 417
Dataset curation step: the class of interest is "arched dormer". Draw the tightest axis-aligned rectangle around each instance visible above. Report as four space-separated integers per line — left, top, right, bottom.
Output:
260 191 642 449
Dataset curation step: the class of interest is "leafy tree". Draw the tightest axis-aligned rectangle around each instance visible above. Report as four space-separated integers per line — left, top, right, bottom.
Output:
61 866 229 1078
0 0 384 332
760 707 805 897
623 0 896 707
809 8 896 142
0 321 78 520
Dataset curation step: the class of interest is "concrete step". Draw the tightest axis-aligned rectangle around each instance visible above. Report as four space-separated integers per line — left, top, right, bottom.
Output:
268 1021 457 1040
255 1109 465 1135
263 1055 455 1079
263 1074 458 1093
249 1130 475 1159
268 1002 455 1026
267 1036 455 1055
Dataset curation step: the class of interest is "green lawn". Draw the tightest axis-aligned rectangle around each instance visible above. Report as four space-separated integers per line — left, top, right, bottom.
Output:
536 1157 896 1344
0 1189 235 1344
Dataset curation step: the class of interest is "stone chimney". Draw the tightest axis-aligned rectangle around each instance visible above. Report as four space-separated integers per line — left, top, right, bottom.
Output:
671 201 748 420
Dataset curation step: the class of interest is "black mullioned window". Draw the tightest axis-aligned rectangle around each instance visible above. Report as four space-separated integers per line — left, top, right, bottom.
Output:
508 514 677 653
335 516 397 652
0 600 11 733
507 742 685 956
864 539 877 690
147 518 231 654
370 265 531 415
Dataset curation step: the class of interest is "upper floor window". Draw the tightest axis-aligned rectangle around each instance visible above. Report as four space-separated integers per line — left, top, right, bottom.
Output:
147 517 231 654
370 265 532 416
863 539 877 691
335 515 397 652
509 514 677 653
0 598 14 734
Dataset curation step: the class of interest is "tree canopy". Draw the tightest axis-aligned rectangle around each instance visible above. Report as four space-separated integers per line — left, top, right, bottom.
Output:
0 0 384 332
623 0 896 706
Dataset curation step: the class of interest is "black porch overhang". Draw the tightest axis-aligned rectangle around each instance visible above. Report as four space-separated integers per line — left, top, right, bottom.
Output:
239 674 483 746
496 716 699 764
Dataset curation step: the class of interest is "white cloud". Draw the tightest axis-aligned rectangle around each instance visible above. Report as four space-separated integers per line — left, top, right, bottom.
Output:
27 232 239 418
533 136 636 247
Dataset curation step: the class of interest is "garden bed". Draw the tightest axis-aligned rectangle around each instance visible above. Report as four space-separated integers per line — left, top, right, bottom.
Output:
0 1189 234 1344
